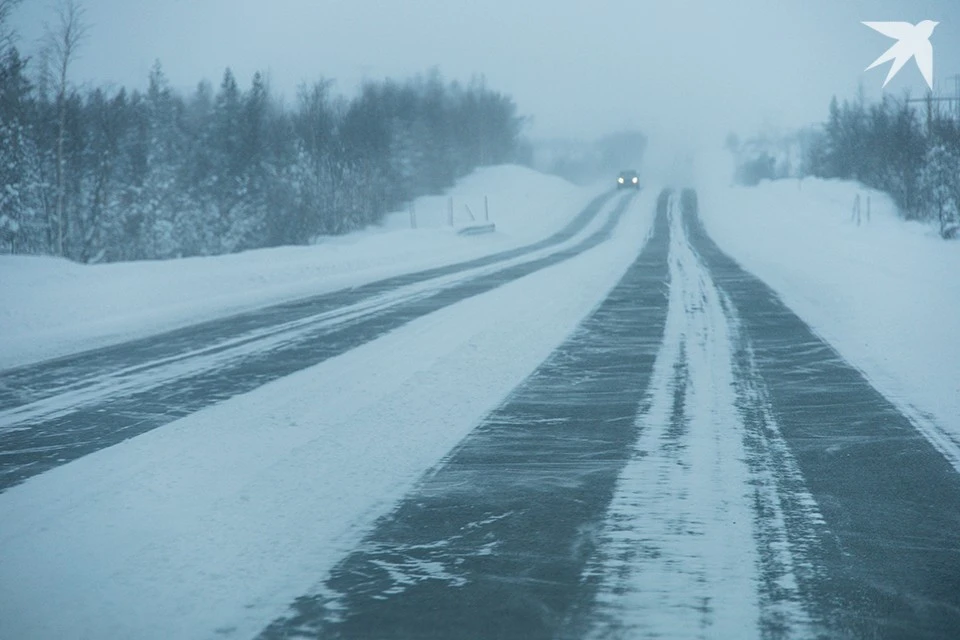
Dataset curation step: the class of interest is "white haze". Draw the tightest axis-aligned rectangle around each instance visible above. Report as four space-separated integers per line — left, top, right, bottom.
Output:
10 0 960 147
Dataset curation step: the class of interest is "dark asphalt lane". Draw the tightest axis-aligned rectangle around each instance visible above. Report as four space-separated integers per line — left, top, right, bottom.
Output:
256 192 672 640
0 191 635 492
682 188 960 639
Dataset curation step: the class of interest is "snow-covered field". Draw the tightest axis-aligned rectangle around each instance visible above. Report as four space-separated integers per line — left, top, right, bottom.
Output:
697 154 960 465
0 187 657 640
0 165 598 369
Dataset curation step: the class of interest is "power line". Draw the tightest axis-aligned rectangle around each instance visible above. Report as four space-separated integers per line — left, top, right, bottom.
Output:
904 74 960 122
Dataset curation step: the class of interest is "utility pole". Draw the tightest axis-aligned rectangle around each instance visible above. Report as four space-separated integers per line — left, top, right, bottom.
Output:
954 74 960 121
905 74 960 125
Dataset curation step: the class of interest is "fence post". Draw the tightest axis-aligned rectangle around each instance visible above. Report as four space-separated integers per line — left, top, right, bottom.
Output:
484 195 489 221
448 197 454 227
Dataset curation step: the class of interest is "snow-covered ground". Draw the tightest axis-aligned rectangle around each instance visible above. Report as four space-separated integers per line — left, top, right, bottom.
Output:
0 165 598 369
0 185 657 640
697 153 960 465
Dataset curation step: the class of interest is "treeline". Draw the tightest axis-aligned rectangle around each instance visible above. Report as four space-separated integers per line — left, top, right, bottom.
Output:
805 95 960 238
0 48 523 261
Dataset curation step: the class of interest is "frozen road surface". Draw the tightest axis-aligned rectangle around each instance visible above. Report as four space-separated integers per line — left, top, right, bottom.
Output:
2 188 960 639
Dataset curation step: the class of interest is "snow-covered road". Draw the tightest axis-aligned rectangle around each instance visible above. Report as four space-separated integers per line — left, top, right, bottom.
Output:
0 190 631 489
2 185 960 639
0 186 653 638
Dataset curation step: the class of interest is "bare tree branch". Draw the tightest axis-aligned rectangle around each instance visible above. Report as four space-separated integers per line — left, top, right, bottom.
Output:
47 0 88 94
0 0 24 49
42 0 88 256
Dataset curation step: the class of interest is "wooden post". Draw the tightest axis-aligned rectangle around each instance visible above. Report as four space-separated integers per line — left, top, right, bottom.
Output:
484 196 489 221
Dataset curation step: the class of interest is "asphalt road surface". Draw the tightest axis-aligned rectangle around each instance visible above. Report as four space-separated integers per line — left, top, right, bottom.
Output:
4 187 960 638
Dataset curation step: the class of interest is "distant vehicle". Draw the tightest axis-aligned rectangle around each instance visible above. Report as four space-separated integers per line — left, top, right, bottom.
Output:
617 170 640 189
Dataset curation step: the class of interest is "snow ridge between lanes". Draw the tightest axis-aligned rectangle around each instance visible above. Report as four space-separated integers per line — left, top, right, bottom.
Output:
583 194 815 638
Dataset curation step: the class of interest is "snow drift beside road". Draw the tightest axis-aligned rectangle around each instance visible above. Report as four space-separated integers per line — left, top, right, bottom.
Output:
0 165 597 369
697 159 960 463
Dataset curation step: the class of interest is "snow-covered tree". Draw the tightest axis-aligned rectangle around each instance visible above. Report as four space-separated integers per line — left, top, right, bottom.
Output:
0 47 44 253
1 11 524 261
919 142 960 238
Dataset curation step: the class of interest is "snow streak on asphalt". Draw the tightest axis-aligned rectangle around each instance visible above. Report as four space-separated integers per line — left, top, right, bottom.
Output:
0 191 631 491
573 193 819 638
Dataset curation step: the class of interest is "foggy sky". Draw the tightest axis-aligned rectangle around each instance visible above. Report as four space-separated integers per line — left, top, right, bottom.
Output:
9 0 960 143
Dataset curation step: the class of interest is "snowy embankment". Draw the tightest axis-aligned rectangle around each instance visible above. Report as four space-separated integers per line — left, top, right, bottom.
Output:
0 165 598 369
697 156 960 461
0 188 658 640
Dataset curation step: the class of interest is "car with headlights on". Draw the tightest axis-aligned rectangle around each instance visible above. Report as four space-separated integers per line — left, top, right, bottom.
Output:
617 170 639 189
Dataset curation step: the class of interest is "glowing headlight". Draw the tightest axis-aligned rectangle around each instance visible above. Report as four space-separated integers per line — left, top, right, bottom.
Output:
618 177 624 183
632 177 638 183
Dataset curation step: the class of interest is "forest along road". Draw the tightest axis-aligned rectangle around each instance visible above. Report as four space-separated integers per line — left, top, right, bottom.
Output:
260 189 960 640
0 190 634 491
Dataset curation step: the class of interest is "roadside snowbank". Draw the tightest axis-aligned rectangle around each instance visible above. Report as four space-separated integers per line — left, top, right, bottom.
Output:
0 165 597 369
697 158 960 460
